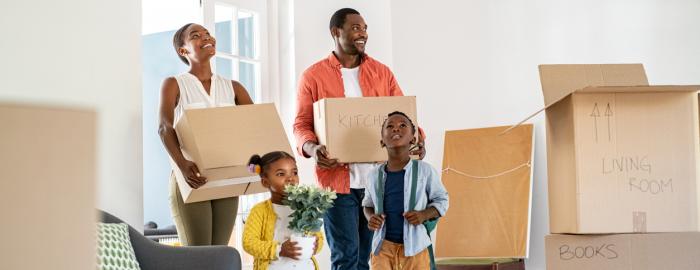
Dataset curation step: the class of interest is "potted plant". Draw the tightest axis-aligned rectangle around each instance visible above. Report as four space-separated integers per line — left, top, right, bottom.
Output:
283 184 336 259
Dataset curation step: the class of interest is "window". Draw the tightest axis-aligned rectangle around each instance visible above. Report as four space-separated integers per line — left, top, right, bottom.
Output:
203 0 268 103
203 0 271 267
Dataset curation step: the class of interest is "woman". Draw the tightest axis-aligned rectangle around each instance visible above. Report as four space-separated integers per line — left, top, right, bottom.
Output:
158 23 254 246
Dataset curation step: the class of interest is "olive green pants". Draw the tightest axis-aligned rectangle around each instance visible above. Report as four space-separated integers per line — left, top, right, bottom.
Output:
169 173 239 246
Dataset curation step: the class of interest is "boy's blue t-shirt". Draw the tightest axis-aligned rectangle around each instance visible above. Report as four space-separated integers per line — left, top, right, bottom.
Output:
383 168 405 244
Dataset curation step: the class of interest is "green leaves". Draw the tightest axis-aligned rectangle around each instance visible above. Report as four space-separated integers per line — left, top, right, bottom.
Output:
283 184 337 235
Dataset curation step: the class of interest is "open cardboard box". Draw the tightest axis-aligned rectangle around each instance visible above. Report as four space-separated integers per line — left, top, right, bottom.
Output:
519 64 700 234
173 103 292 203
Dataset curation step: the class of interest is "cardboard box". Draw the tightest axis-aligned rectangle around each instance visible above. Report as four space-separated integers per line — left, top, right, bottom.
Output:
537 64 700 233
0 104 96 270
313 96 417 163
436 125 534 258
545 233 700 270
174 103 292 203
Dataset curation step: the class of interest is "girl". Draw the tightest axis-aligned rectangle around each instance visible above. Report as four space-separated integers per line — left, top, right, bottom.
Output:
158 23 254 246
243 151 324 270
362 111 449 270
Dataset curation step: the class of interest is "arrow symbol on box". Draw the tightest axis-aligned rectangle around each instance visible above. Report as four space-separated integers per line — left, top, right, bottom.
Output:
605 103 613 142
590 103 600 142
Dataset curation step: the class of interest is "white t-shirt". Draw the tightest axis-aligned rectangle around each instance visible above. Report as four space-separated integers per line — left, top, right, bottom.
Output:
268 203 315 270
341 67 362 98
341 67 379 189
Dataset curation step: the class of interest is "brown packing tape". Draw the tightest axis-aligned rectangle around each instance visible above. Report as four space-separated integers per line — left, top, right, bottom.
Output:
633 211 647 233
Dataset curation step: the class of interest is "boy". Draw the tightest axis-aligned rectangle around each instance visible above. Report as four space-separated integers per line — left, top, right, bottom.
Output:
362 111 449 269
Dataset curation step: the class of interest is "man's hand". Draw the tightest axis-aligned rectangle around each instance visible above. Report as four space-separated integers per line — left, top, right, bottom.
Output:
303 141 340 169
410 134 426 160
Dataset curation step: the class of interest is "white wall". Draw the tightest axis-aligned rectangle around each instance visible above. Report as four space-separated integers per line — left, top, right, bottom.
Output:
390 0 700 269
0 1 143 227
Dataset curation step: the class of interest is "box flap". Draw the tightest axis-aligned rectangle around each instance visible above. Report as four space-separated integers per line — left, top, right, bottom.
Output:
539 64 649 107
506 64 682 134
576 85 700 94
436 124 534 258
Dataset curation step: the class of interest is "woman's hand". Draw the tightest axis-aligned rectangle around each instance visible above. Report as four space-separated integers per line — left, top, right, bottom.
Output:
367 214 386 231
177 160 207 189
280 239 302 260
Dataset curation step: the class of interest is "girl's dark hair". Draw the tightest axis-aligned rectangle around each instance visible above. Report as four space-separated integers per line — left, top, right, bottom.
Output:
173 23 195 65
382 111 416 135
248 151 295 176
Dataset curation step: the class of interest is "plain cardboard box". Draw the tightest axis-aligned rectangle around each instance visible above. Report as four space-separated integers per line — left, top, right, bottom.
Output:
0 104 96 270
537 64 700 233
436 124 534 258
174 103 292 203
545 233 700 270
313 96 417 163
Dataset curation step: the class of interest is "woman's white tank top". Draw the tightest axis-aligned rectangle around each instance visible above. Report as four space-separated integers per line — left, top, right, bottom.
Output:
173 72 236 123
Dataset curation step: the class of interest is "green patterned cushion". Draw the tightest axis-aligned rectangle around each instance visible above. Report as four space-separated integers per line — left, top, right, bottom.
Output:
97 223 141 270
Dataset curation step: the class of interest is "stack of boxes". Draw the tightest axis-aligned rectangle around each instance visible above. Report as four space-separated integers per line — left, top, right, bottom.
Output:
539 64 700 269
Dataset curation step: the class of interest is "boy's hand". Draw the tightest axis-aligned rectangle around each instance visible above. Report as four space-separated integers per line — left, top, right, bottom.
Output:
367 214 386 231
280 239 301 260
403 211 428 225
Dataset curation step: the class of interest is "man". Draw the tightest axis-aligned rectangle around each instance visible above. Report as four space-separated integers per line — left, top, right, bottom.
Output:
293 8 425 270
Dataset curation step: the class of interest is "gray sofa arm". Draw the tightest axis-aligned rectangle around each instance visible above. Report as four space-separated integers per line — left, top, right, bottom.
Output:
133 239 241 270
99 210 241 270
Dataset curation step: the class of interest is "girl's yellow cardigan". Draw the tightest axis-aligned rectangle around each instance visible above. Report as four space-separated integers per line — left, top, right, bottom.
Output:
243 199 324 270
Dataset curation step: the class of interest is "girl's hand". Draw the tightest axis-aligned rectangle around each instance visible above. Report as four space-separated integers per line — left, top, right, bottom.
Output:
280 239 301 260
367 214 386 231
313 236 319 255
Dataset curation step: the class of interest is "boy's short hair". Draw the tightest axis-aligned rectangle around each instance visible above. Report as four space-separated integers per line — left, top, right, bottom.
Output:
382 111 416 135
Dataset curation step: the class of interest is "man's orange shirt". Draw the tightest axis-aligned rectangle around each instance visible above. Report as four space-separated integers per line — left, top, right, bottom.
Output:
293 53 403 194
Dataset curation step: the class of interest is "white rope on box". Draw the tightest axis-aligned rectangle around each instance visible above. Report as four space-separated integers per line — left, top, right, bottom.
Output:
442 161 532 180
